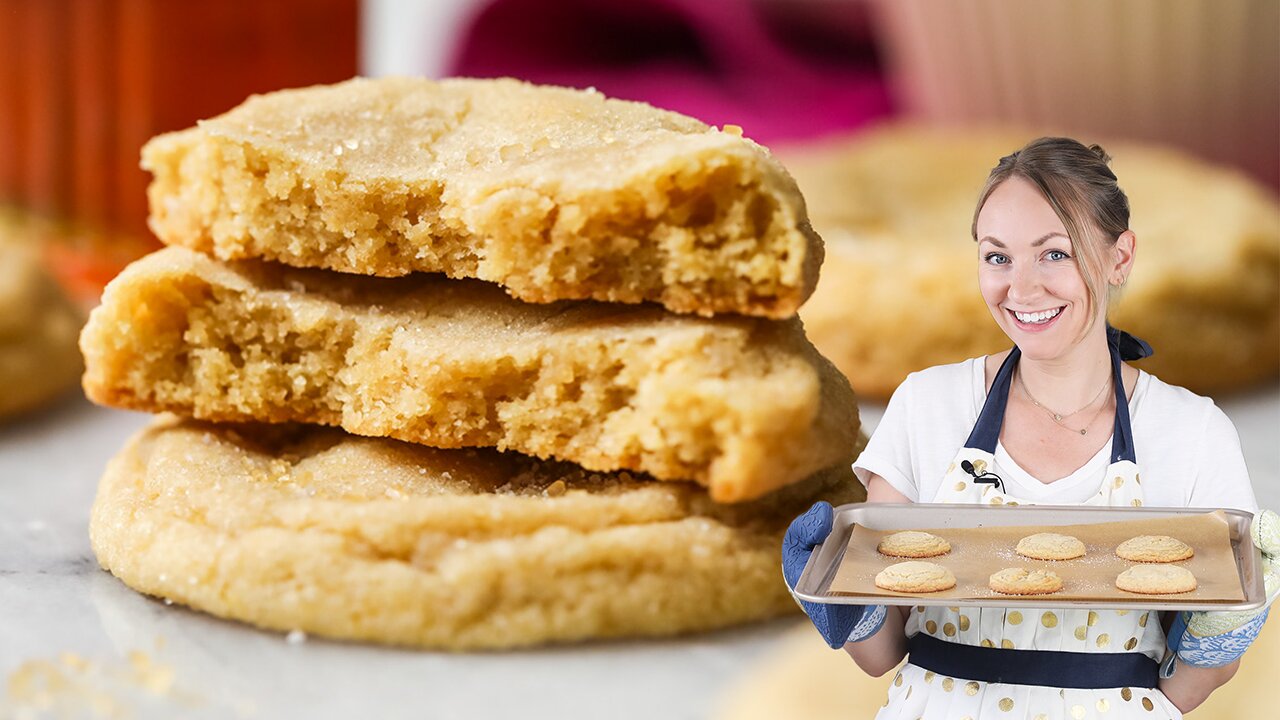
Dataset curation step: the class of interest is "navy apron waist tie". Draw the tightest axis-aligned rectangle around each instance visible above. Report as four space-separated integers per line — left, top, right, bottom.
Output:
907 633 1159 690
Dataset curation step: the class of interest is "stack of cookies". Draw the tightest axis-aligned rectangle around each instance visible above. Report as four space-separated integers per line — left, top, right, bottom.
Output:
79 77 863 650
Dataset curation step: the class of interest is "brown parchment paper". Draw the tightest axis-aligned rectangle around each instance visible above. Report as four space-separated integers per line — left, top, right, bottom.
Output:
830 511 1244 604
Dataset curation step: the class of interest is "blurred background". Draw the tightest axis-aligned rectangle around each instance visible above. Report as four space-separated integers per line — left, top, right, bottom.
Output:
1 0 1277 718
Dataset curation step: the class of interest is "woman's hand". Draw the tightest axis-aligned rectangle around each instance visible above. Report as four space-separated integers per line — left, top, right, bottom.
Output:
782 501 888 648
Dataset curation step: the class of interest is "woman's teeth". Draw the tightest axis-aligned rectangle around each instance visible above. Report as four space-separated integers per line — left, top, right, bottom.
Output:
1013 307 1062 324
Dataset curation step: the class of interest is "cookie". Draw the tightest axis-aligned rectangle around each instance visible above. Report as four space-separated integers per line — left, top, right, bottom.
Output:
0 214 83 420
80 247 859 503
90 416 866 650
1115 535 1194 563
1115 564 1198 595
988 567 1064 596
142 77 822 319
1015 532 1086 561
779 125 1280 399
876 530 950 558
874 561 956 593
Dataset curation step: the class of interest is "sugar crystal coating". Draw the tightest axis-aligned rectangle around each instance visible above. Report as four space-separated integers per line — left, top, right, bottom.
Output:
89 416 866 649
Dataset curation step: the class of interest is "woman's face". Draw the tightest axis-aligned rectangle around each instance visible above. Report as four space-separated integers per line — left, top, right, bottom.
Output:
975 176 1099 361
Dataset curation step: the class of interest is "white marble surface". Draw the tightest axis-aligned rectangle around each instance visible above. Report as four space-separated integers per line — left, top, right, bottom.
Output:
1 387 1276 719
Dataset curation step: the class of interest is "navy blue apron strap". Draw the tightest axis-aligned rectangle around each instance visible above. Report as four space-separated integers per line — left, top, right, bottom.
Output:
967 330 1142 463
907 633 1158 690
1106 328 1138 464
963 347 1021 453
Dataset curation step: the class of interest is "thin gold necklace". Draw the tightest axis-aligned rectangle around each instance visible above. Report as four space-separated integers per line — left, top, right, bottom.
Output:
1016 369 1110 436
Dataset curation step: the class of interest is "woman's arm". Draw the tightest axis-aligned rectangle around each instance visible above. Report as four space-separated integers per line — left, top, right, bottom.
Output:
863 473 913 504
842 473 913 674
1157 605 1254 712
1158 659 1239 712
845 605 910 676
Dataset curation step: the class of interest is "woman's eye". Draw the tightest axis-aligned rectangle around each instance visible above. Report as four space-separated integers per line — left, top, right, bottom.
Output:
1046 250 1071 261
984 253 1010 265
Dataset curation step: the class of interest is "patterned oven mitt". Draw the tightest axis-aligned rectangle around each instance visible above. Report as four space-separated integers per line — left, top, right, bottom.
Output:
782 501 888 649
1163 509 1280 676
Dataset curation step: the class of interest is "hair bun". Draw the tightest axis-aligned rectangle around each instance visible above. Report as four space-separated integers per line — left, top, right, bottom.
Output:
1088 143 1112 165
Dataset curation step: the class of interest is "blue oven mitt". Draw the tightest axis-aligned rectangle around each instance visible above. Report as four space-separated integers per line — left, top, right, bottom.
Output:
783 501 887 649
1162 509 1280 676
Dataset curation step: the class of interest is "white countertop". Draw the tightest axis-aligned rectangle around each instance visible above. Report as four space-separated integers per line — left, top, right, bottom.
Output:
2 387 1276 719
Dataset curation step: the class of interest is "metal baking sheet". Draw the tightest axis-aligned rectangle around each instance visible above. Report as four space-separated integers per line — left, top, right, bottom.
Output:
792 503 1265 611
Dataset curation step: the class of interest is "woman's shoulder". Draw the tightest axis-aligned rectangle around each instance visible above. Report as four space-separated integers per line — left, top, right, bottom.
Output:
897 356 985 395
886 357 988 418
1136 370 1220 416
1133 370 1236 437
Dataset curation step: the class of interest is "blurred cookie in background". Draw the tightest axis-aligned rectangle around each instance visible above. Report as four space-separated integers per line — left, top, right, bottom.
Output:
779 125 1280 400
0 209 84 420
713 623 888 720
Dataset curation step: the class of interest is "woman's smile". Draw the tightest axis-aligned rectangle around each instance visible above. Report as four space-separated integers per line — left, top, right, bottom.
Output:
1007 305 1067 332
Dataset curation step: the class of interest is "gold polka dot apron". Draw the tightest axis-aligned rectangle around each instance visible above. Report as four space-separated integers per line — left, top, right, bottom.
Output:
878 336 1184 719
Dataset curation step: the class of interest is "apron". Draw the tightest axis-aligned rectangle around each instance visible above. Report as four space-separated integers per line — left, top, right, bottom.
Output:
876 336 1183 720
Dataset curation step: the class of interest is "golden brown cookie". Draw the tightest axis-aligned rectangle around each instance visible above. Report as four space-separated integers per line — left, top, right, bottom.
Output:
1115 564 1198 595
988 567 1064 596
1015 532 1086 561
779 125 1280 399
80 247 859 503
1115 535 1194 563
874 561 956 593
90 416 867 650
876 530 951 558
142 77 822 319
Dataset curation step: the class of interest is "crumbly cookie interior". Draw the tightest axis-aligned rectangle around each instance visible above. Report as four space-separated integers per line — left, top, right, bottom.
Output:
143 77 821 318
81 248 858 502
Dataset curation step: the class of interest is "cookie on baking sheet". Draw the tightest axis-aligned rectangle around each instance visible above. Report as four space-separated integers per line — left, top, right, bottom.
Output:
1116 564 1198 595
142 77 822 319
80 247 859 504
0 214 83 420
989 567 1064 596
779 125 1280 399
1016 532 1086 561
876 530 950 558
1115 535 1194 563
874 561 956 593
89 416 866 650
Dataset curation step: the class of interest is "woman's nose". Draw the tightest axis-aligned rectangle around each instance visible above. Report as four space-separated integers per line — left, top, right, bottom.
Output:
1007 263 1041 302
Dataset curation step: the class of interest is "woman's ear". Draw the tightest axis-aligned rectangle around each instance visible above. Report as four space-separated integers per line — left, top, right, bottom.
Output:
1111 230 1136 285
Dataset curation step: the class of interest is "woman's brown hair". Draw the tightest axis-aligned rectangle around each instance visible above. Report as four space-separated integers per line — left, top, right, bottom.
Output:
971 137 1131 336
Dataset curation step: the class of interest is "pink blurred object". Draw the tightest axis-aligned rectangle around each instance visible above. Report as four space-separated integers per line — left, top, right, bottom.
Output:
448 0 894 144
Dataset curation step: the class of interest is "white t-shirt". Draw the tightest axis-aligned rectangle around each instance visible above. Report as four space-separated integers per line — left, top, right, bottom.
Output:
853 357 1258 513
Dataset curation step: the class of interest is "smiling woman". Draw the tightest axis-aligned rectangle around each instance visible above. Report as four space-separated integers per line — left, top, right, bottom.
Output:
781 136 1269 720
973 140 1136 366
